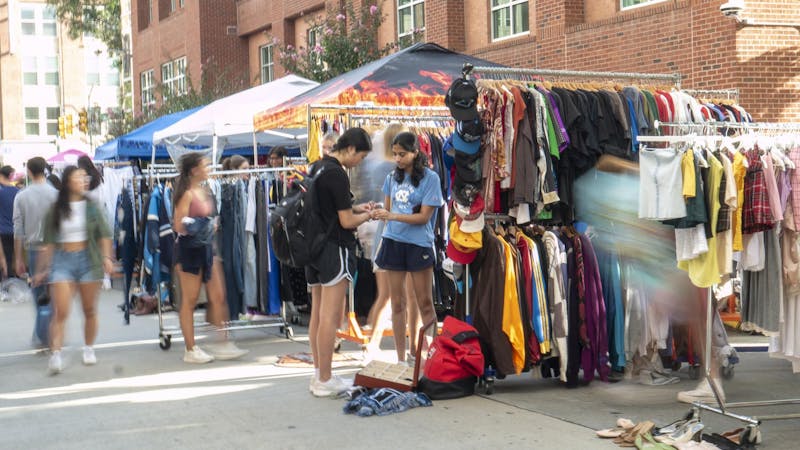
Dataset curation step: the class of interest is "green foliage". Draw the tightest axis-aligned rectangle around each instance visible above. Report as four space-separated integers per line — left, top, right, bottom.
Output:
46 0 122 54
278 1 421 83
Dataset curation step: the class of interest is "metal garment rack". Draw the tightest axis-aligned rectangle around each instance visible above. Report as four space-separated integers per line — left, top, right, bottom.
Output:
640 125 800 445
468 66 682 88
151 165 300 350
306 103 453 349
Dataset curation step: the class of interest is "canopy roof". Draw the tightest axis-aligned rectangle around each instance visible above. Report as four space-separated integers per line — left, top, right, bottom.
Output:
253 43 504 131
94 107 202 160
153 75 318 150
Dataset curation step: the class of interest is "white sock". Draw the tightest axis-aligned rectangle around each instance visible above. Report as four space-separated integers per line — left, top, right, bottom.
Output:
314 368 319 379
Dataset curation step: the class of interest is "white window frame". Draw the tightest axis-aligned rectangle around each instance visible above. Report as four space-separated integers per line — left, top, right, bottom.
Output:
397 0 425 40
20 4 57 36
490 0 529 42
140 69 155 111
45 106 60 136
620 0 668 10
20 6 36 35
24 107 40 136
161 56 186 99
23 56 58 86
23 106 60 137
260 44 274 84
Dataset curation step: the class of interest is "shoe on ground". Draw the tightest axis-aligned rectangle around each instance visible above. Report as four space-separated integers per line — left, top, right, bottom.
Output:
184 346 214 364
677 378 726 404
405 352 417 368
309 375 319 393
48 351 64 375
312 375 353 397
204 341 249 360
82 346 97 365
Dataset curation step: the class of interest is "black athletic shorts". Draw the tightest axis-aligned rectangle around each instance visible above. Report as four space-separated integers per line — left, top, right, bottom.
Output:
305 241 356 287
374 237 435 272
175 235 214 282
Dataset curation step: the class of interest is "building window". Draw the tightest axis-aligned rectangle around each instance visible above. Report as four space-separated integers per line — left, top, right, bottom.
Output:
491 0 529 41
397 0 424 42
161 56 186 99
42 7 57 36
140 69 155 111
45 107 60 136
260 44 274 84
24 107 39 136
44 56 59 85
621 0 667 9
21 7 36 35
307 27 322 65
20 4 57 36
22 56 38 85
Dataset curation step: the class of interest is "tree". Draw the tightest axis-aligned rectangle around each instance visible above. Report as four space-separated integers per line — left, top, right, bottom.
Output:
47 0 122 55
277 1 422 83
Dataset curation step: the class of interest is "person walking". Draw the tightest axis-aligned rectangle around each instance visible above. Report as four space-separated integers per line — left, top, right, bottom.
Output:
34 166 114 374
0 165 20 278
173 152 248 364
371 132 444 365
13 157 58 347
306 127 374 397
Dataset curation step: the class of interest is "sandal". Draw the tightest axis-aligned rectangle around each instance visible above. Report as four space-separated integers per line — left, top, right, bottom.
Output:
635 432 678 450
596 418 636 438
615 421 656 447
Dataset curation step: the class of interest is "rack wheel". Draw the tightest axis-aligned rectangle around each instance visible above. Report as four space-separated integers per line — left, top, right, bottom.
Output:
159 334 171 350
741 426 762 445
688 365 700 380
484 378 495 395
721 366 734 380
285 327 294 339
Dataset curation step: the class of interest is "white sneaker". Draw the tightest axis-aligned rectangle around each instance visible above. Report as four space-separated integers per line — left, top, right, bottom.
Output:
677 378 726 404
82 346 97 365
204 341 249 360
183 346 214 364
312 375 353 397
48 351 64 375
309 375 319 393
405 352 417 368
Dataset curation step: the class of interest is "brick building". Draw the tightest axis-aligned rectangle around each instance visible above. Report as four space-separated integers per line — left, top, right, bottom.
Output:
131 0 248 113
133 0 800 123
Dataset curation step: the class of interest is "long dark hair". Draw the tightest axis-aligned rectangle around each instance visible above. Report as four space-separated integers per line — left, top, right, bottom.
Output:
331 127 372 154
77 155 103 190
392 132 427 187
173 152 205 206
51 166 84 232
222 155 247 171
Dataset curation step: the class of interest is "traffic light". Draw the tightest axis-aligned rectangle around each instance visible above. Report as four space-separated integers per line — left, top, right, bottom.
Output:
78 109 88 133
57 116 65 138
65 114 73 135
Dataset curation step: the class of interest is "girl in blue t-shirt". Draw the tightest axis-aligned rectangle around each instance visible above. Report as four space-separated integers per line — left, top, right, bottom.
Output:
372 132 444 364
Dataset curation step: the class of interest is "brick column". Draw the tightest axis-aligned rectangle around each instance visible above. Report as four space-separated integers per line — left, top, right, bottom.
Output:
425 0 465 51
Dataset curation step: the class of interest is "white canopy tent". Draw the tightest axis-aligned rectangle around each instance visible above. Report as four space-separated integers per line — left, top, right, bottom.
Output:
152 74 318 163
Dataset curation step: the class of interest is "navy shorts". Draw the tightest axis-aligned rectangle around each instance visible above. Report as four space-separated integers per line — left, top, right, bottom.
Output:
175 236 214 282
375 238 435 272
305 241 356 287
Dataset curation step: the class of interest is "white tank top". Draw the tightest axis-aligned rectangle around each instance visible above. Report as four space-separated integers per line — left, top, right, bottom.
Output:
59 200 88 243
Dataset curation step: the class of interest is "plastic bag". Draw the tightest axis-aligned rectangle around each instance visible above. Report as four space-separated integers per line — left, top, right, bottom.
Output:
0 278 34 304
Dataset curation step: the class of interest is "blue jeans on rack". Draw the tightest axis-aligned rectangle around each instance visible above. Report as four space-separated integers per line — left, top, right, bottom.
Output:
220 183 244 319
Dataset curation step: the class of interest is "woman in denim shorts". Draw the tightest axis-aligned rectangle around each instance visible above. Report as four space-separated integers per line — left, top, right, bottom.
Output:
35 166 113 375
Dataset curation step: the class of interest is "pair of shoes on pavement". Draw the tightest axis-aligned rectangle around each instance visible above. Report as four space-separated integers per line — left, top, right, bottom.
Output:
310 374 353 397
183 342 249 364
677 377 726 404
48 347 97 374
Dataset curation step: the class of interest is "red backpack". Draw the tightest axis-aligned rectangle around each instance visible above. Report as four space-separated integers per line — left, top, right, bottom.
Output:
419 316 485 399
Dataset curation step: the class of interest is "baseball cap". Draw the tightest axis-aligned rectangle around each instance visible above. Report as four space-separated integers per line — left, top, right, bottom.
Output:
456 119 485 142
457 213 485 234
445 78 479 121
454 150 482 184
453 181 480 205
441 257 464 282
452 130 481 155
453 194 485 221
449 216 482 251
447 240 477 265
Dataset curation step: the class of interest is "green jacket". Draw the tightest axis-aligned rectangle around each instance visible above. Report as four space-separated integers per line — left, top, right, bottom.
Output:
42 199 112 277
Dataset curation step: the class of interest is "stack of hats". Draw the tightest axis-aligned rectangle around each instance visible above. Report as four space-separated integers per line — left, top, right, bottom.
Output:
444 76 486 265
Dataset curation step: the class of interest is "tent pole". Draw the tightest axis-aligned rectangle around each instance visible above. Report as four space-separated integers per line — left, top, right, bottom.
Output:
253 131 257 166
212 135 218 166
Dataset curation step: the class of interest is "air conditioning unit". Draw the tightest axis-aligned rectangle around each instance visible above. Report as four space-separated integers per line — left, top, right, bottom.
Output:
226 26 237 35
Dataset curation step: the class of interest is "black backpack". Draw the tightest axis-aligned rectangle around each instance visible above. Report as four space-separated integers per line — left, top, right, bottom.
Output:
269 166 333 268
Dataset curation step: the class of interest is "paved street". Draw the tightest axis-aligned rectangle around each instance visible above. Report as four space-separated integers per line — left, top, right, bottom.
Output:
0 289 797 449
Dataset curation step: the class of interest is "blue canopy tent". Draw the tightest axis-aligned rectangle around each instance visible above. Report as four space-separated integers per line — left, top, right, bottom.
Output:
93 107 202 160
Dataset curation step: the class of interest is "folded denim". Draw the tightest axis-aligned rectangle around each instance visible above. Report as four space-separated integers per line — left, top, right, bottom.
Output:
343 388 432 417
181 217 214 247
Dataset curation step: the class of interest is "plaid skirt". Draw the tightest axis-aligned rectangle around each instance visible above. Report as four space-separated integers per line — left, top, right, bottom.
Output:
742 151 775 234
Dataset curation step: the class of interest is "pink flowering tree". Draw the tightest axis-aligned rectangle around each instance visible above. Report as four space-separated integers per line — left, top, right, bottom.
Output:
277 1 399 82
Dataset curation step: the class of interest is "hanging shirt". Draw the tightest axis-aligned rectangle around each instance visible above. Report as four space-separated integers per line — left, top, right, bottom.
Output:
639 147 687 220
500 238 525 374
733 151 748 251
307 118 321 163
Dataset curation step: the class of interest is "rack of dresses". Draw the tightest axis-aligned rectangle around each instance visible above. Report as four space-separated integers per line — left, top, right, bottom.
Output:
638 122 800 444
305 103 454 349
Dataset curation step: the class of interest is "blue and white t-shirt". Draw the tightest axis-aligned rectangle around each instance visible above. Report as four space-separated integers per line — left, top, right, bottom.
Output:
381 168 444 248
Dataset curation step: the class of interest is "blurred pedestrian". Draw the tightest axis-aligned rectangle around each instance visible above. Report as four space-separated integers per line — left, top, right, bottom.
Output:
321 132 337 156
13 157 58 348
0 165 19 278
35 166 114 374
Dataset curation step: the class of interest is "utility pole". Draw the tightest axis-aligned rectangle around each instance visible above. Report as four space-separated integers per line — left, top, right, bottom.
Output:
87 82 96 151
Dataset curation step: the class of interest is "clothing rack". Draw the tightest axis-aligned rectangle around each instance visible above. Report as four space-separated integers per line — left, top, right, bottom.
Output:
635 130 800 445
683 88 740 102
155 165 300 351
307 103 454 349
467 66 682 88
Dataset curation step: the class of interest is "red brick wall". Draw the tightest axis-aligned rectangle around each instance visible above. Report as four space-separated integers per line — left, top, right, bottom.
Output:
426 0 466 52
198 1 249 90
